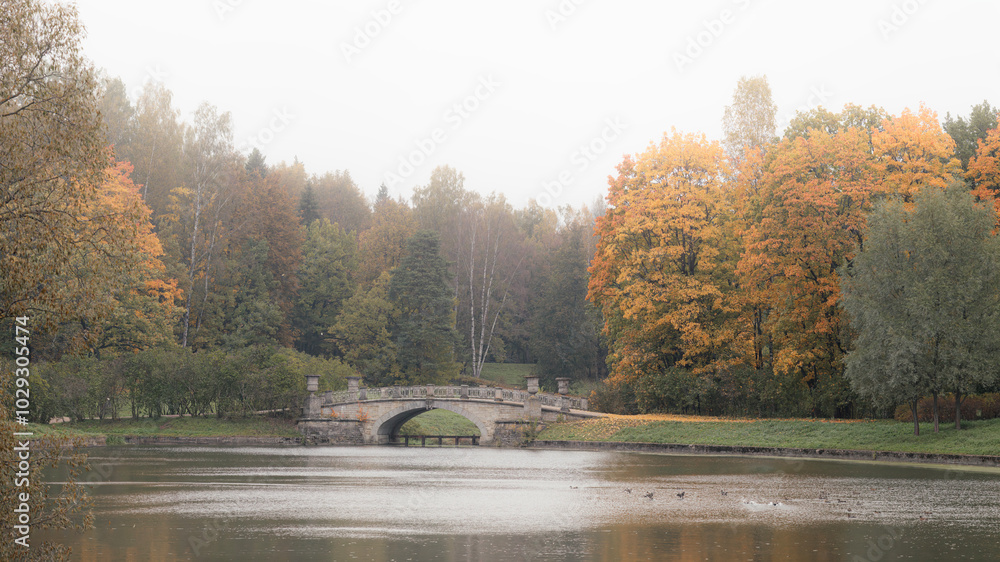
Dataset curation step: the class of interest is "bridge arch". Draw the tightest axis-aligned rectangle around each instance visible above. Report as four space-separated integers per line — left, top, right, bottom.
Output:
370 401 490 445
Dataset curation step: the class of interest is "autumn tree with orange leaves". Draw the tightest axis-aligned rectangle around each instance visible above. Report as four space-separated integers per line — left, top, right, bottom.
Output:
0 0 107 326
737 126 879 416
223 164 304 347
967 120 1000 221
872 105 962 200
736 106 960 416
356 193 417 289
589 131 733 393
591 102 970 417
54 161 182 356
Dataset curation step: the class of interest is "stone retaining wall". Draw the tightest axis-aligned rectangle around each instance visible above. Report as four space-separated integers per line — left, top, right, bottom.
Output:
297 418 364 445
122 436 303 446
34 435 108 449
492 421 545 447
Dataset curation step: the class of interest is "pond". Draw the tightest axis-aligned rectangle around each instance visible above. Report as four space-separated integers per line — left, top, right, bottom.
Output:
39 445 1000 561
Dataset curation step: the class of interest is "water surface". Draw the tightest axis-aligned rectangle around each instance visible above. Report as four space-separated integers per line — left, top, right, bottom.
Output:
40 445 1000 561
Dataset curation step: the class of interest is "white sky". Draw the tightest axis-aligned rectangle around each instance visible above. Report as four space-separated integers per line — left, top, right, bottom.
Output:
70 0 1000 209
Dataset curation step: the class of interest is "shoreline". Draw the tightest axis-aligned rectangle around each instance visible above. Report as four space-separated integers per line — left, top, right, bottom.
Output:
59 433 1000 469
528 439 1000 468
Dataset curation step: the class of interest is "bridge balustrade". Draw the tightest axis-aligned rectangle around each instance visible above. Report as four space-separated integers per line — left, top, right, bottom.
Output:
323 384 588 410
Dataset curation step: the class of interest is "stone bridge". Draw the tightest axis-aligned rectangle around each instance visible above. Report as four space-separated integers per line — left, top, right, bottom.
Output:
299 376 603 446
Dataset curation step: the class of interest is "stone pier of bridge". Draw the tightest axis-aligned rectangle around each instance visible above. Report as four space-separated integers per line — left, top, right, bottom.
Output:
298 376 602 446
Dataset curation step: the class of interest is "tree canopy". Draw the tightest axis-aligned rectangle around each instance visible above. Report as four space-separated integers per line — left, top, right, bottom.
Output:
6 1 1000 441
840 185 1000 434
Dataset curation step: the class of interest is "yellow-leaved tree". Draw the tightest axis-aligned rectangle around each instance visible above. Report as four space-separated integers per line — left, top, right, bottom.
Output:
1 0 108 324
967 119 1000 222
589 130 732 389
872 104 962 200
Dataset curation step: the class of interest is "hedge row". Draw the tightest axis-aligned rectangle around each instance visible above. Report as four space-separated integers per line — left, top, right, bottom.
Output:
25 346 355 423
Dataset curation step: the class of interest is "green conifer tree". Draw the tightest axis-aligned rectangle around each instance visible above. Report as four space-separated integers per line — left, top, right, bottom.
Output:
389 231 459 384
297 183 321 225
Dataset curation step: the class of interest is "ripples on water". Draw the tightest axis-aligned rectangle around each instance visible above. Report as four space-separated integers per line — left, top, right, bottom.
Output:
40 446 1000 561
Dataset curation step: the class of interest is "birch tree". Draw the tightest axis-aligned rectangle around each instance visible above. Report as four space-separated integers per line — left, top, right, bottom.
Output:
722 75 778 163
121 81 185 218
161 103 239 347
463 195 526 379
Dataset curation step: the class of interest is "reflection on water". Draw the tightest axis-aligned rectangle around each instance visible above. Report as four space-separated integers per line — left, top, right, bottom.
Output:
40 446 1000 561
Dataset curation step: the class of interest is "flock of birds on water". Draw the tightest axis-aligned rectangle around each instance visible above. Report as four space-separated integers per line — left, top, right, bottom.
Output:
615 486 777 505
562 485 935 521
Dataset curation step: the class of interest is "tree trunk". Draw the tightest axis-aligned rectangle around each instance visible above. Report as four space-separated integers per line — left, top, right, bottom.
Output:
931 392 939 433
954 390 963 430
911 399 920 436
143 132 157 202
181 186 202 348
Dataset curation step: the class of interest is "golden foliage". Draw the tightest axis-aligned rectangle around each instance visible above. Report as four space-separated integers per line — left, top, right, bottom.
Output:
1 0 109 323
589 130 732 385
872 104 961 200
967 119 1000 222
592 106 969 413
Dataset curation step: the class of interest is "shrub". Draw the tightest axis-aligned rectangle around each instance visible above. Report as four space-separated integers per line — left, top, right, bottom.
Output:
274 347 355 392
29 346 363 422
588 381 637 415
634 368 706 414
894 393 1000 422
34 357 102 421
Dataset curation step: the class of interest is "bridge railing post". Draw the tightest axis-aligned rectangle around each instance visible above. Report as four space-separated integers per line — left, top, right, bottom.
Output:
556 377 570 396
304 394 321 417
303 375 320 417
347 376 359 402
525 395 542 420
494 388 503 402
460 385 469 400
526 375 539 395
305 374 319 393
556 377 571 412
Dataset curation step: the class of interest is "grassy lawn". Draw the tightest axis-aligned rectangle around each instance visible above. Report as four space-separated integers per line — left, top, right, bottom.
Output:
476 363 599 397
37 411 481 440
29 409 1000 457
24 422 94 439
478 363 532 387
399 409 480 436
569 379 603 398
538 414 1000 457
33 415 301 440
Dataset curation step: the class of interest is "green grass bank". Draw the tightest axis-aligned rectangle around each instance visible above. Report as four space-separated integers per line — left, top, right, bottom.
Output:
32 406 1000 459
30 415 301 443
537 415 1000 457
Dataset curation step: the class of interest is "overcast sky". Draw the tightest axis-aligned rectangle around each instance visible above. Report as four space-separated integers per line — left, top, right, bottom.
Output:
71 0 999 209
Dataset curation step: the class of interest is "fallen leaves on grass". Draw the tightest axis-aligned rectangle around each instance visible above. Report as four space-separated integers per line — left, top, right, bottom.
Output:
548 414 874 441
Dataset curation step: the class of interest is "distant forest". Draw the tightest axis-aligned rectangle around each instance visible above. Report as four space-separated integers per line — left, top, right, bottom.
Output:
4 1 1000 423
